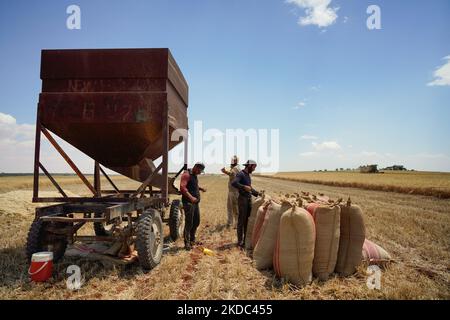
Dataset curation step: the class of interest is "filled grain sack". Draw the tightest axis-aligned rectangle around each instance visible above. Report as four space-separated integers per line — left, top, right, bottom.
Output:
335 202 366 276
253 201 291 270
245 193 270 250
306 203 340 281
362 239 391 268
273 206 315 286
251 201 271 248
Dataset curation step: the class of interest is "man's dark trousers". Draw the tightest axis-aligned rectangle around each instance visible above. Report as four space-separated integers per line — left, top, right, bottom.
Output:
183 201 200 245
237 195 252 246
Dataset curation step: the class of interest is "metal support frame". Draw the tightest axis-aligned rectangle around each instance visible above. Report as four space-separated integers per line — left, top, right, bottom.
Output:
132 162 163 198
94 161 101 197
32 107 41 200
173 133 189 180
184 128 189 171
32 106 172 205
161 102 169 205
31 124 150 203
31 104 174 231
34 197 161 225
41 126 96 195
99 166 120 193
38 163 67 198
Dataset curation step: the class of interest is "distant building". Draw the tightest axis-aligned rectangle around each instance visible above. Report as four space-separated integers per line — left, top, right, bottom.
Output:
359 164 379 173
383 165 407 171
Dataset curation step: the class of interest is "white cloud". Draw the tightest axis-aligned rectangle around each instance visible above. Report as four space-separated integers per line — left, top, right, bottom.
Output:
300 135 318 140
428 55 450 86
0 112 36 172
309 85 320 91
292 101 307 109
0 112 93 173
343 16 349 23
312 140 341 151
0 112 35 145
287 0 338 28
0 113 16 125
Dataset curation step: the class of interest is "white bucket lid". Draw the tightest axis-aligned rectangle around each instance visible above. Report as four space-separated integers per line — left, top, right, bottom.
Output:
31 251 53 262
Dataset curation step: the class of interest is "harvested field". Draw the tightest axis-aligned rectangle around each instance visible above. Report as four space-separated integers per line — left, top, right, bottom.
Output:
0 175 449 299
259 171 450 199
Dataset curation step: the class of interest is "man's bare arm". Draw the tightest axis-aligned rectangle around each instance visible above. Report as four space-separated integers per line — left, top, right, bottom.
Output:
221 167 231 176
180 172 197 203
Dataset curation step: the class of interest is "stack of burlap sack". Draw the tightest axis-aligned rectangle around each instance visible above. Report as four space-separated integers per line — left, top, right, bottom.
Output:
245 192 391 286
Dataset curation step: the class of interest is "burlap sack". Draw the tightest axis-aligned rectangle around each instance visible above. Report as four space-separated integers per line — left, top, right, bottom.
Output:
254 201 291 270
273 206 315 286
362 239 391 268
335 203 366 276
245 194 270 250
306 203 341 281
251 201 271 248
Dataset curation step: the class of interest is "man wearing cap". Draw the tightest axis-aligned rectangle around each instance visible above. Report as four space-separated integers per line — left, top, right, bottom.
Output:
180 162 207 251
221 156 241 229
231 160 260 248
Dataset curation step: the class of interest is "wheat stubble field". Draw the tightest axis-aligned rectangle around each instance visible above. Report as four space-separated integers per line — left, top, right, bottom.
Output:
260 171 450 199
0 173 449 300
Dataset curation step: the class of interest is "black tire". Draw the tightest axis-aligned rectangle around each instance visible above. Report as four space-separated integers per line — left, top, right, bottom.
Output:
26 218 68 262
136 209 163 270
93 213 110 236
169 200 184 241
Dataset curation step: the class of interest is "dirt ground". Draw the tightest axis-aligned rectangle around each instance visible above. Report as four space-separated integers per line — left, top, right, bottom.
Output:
0 175 449 300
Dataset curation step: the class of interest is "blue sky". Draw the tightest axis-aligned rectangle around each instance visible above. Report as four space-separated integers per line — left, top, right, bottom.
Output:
0 0 449 173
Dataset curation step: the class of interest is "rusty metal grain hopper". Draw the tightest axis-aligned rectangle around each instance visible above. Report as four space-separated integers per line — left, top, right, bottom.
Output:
27 49 189 270
38 48 188 189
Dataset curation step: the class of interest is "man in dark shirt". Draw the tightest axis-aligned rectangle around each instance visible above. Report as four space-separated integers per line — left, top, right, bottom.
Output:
180 162 207 251
231 160 260 248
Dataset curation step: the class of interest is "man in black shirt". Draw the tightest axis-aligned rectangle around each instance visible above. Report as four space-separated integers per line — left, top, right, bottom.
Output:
231 160 260 248
180 162 207 251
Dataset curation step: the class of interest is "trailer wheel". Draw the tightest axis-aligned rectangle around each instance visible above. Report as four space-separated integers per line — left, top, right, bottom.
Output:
26 218 68 262
169 200 184 241
136 209 163 270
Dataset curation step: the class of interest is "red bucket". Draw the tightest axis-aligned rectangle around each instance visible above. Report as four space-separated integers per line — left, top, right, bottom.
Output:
28 252 53 282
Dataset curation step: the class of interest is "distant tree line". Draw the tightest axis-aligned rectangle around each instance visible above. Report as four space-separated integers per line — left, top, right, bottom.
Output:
312 164 413 173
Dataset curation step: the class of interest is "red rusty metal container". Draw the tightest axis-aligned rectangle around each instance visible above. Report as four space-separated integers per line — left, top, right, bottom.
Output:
38 49 188 183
